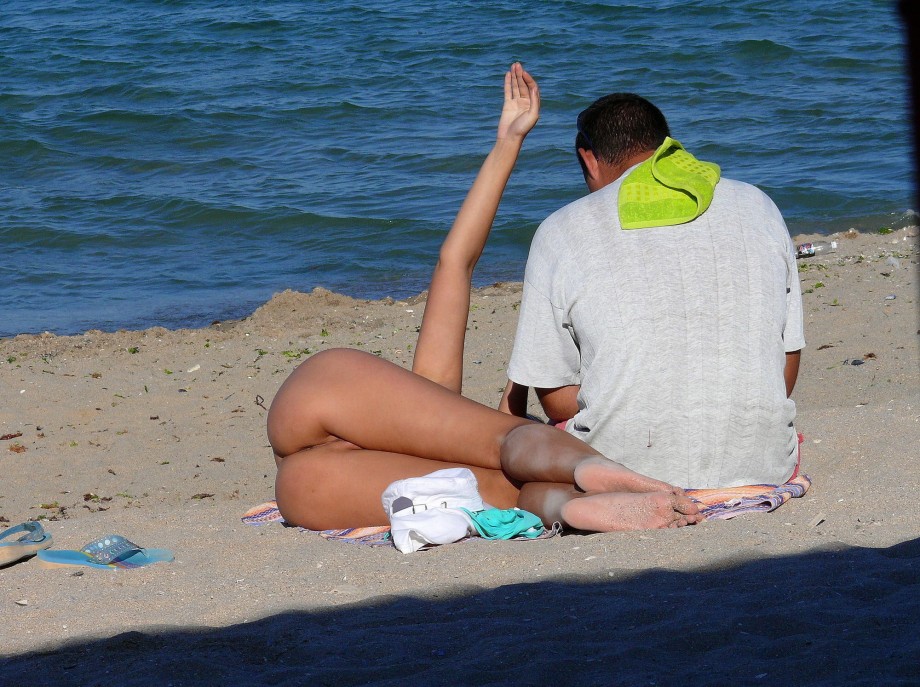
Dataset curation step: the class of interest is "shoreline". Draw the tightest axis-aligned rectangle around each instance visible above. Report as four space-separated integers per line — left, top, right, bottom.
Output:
1 227 918 682
2 228 917 344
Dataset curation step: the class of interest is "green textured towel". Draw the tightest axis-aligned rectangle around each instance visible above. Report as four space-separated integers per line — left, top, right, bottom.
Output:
618 136 721 230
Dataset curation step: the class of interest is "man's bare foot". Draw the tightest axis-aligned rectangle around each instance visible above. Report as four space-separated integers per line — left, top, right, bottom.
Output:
560 490 703 532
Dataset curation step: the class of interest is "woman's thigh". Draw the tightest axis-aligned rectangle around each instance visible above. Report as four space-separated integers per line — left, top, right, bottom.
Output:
267 348 531 470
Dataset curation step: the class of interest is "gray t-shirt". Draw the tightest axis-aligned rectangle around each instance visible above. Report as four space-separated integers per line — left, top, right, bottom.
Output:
508 174 805 489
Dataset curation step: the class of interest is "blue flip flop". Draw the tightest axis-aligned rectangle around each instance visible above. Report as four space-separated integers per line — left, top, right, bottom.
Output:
36 534 174 570
0 522 53 566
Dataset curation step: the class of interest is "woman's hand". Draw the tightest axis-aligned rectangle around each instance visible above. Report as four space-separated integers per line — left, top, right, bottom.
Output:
496 62 540 143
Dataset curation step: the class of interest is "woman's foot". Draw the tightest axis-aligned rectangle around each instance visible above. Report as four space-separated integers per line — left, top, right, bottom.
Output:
560 490 703 532
574 456 681 495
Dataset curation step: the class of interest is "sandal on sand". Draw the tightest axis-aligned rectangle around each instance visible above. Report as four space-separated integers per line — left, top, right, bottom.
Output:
0 522 53 566
36 534 174 570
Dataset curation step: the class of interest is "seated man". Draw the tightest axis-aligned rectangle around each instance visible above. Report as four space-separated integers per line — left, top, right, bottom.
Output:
507 93 805 489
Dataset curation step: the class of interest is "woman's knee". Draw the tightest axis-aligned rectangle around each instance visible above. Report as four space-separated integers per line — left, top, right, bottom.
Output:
268 349 353 455
273 348 387 406
268 348 392 457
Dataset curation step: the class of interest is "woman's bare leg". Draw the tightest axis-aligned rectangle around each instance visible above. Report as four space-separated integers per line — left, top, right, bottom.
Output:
269 349 531 468
518 483 702 532
268 348 531 527
500 425 703 531
500 424 686 494
276 441 519 529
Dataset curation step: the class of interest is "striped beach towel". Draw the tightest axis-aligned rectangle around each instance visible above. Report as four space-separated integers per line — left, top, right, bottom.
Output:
245 437 811 536
241 501 392 546
686 433 811 520
687 473 812 520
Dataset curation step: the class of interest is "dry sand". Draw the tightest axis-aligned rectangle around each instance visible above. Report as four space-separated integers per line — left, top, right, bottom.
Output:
1 229 917 686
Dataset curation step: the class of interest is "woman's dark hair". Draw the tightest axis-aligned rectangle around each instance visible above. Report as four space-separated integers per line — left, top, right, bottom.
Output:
576 93 670 166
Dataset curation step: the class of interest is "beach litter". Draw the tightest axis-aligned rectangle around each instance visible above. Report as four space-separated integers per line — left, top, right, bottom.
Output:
808 513 827 528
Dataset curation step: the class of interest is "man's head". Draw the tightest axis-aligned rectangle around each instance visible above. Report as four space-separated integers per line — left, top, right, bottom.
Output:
575 93 670 191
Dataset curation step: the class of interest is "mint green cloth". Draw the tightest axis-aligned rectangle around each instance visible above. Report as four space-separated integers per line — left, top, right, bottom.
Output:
458 507 544 540
618 136 721 230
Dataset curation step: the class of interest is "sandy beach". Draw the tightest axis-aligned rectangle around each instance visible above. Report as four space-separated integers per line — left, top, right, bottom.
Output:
1 228 917 686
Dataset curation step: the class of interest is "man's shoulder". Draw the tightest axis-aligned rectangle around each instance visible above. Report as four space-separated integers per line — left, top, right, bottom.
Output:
715 176 779 208
537 184 618 238
710 177 788 229
525 190 614 279
718 175 763 191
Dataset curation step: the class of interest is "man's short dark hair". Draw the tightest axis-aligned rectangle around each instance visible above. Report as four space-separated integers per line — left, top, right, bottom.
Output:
576 93 670 166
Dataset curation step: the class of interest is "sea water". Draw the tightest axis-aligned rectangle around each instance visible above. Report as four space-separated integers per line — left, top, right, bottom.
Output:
0 0 911 336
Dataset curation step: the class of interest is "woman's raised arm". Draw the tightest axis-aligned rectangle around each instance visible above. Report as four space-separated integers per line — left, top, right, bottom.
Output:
412 63 539 394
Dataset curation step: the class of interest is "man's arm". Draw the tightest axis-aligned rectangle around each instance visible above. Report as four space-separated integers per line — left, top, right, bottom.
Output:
498 380 530 417
785 350 801 397
536 385 580 423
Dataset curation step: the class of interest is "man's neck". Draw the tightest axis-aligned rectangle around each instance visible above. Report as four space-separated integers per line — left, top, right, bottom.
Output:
585 149 655 193
606 150 655 187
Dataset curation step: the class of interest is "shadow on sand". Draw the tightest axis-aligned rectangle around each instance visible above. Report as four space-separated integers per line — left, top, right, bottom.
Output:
2 538 918 686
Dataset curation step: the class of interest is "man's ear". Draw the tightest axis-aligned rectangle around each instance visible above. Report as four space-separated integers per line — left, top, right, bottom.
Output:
577 147 603 191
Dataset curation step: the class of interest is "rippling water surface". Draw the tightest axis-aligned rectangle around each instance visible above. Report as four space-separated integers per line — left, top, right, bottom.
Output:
0 0 911 336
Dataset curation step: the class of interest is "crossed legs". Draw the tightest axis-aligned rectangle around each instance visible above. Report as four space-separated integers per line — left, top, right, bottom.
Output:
267 349 701 531
502 426 701 531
